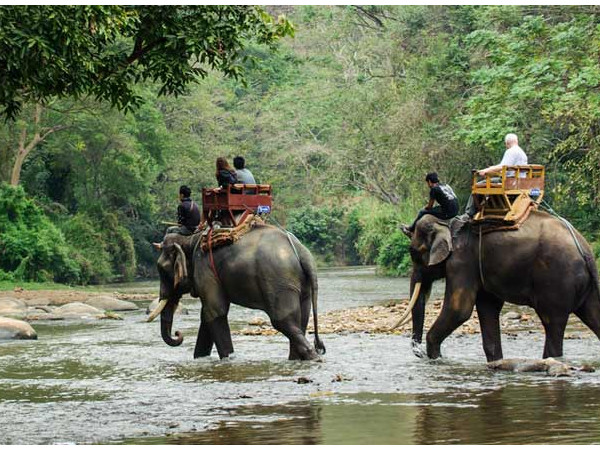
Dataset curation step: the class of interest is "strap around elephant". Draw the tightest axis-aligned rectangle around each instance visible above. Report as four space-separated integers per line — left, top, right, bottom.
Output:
207 228 221 283
478 225 485 288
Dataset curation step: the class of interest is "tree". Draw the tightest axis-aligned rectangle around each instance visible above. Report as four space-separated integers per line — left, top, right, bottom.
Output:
9 103 69 185
0 5 294 120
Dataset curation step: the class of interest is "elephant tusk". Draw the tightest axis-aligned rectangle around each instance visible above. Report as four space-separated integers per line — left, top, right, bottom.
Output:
390 282 421 330
147 299 168 323
397 289 430 328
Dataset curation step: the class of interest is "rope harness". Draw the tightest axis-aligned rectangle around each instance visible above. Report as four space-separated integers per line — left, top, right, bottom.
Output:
207 227 221 283
540 200 586 259
478 225 485 288
268 216 301 262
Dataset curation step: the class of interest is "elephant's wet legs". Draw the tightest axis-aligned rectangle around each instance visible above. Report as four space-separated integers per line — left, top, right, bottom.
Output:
476 292 504 362
272 315 318 361
207 316 234 359
427 289 476 359
539 313 568 358
193 312 214 358
574 294 600 342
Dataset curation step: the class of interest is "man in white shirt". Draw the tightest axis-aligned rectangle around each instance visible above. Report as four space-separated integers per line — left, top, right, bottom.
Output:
478 133 527 178
466 133 528 217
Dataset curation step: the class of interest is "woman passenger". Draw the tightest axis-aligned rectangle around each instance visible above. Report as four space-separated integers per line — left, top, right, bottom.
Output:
215 157 238 188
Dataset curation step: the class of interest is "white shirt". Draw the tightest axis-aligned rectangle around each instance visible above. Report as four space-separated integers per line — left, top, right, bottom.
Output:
499 144 527 177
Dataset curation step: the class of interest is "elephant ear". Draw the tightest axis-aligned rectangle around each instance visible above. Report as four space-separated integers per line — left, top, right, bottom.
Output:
173 243 188 288
428 222 452 266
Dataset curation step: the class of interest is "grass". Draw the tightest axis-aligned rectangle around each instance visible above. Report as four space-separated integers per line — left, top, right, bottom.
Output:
0 280 99 292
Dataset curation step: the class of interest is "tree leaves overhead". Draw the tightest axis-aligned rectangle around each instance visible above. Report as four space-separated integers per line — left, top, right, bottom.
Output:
0 5 293 120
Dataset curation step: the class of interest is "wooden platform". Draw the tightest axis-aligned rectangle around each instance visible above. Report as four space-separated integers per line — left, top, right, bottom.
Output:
471 165 544 222
202 184 272 227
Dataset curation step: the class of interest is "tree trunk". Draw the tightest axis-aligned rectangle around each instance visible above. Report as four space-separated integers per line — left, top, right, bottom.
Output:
10 146 27 186
9 104 67 186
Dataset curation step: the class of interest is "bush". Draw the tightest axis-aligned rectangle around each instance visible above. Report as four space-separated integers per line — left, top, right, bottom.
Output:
376 230 412 276
286 205 345 263
61 214 113 284
349 199 414 266
0 184 81 283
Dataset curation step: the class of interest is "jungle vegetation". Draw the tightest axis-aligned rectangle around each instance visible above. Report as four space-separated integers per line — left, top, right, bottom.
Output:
1 5 600 284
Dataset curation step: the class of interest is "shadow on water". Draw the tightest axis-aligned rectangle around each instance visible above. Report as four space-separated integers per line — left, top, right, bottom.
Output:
169 359 302 383
123 382 600 445
2 269 600 444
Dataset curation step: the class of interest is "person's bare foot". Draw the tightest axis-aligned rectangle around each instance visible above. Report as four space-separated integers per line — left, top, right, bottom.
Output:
400 224 413 238
152 242 163 250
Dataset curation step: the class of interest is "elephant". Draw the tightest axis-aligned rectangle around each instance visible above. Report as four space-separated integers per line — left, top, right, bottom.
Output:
148 225 325 360
394 211 600 362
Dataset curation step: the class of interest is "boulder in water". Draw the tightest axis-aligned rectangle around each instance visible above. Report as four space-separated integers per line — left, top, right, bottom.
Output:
0 298 28 318
53 303 103 318
488 357 595 377
0 316 37 340
85 296 138 311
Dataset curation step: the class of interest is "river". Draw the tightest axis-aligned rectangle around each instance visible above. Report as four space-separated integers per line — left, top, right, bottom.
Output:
0 267 599 444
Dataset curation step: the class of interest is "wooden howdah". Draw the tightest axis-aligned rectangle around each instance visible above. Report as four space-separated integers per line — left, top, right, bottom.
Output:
471 165 545 223
202 184 272 227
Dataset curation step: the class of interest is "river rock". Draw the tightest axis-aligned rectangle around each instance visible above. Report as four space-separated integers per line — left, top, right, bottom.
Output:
53 303 103 318
0 298 28 318
23 297 51 307
85 296 138 311
487 357 594 377
502 311 521 321
0 317 37 340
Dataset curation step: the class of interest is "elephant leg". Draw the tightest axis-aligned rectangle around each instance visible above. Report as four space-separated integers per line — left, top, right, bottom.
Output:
194 310 214 358
538 311 568 358
574 293 600 342
300 289 311 335
201 282 234 359
476 291 504 362
271 313 318 361
207 315 234 359
287 292 312 360
427 287 476 359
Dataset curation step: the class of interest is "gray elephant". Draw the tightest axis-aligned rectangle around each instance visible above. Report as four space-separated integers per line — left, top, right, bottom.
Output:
395 211 600 362
148 225 325 360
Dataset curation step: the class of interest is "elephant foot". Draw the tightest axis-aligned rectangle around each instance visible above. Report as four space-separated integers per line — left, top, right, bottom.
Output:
427 346 442 360
411 340 426 358
289 344 320 361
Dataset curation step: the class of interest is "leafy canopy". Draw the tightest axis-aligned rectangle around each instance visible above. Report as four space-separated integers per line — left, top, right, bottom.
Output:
0 5 294 119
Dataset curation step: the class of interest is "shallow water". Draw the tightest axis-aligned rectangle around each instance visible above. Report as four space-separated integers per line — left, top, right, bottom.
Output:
1 267 599 444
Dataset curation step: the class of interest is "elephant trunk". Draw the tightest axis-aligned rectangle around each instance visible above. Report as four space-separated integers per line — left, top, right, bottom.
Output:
160 300 183 347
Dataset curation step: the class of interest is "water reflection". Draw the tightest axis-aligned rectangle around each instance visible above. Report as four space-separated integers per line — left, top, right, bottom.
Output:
412 383 600 444
128 384 600 445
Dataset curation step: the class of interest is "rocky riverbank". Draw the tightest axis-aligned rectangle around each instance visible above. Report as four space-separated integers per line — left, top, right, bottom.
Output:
238 299 594 339
0 289 594 341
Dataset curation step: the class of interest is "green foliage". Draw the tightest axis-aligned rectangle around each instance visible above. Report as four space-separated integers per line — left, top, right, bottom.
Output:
286 205 345 263
0 6 293 119
0 184 80 283
61 215 113 284
376 231 412 277
4 5 600 284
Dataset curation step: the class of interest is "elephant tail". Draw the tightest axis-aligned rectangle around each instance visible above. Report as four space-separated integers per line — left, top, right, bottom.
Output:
309 270 326 355
293 235 325 355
